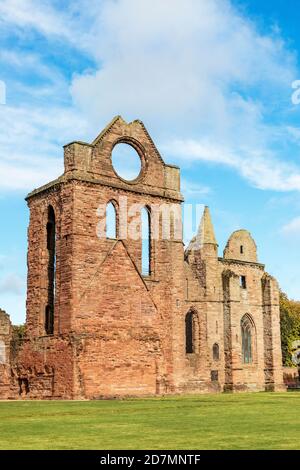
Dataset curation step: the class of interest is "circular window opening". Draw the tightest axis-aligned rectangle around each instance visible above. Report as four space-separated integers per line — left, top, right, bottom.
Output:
112 143 142 181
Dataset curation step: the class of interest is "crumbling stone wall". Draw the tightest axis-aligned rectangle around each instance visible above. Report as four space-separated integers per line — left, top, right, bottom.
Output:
0 116 285 399
183 216 284 393
0 309 12 398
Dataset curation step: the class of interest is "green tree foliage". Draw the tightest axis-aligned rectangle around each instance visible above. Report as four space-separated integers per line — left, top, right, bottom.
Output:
11 324 26 358
12 324 26 341
280 293 300 366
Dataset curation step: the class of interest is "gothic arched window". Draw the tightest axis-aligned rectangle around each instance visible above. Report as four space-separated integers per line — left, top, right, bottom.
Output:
106 201 117 239
241 314 255 364
185 310 199 354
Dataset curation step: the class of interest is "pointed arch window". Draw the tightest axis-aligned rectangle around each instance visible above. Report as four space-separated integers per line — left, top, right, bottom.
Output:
241 314 255 364
106 201 117 239
45 205 55 335
185 310 199 354
141 207 151 276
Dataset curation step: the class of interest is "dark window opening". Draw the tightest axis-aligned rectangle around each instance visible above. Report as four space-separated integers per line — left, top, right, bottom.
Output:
45 206 55 335
47 222 55 250
45 305 54 335
211 370 219 382
185 311 194 354
240 245 244 254
240 275 246 289
213 343 220 360
18 378 30 396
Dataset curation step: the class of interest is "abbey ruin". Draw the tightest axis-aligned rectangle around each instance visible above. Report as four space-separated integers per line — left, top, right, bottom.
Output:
0 116 285 399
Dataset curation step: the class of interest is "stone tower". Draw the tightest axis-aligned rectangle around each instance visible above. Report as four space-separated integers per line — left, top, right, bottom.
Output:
18 116 186 398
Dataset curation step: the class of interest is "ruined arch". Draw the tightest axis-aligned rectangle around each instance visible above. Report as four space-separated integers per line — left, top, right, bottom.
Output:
185 308 200 354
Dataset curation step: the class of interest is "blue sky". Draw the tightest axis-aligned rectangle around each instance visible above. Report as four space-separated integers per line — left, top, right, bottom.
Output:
0 0 300 324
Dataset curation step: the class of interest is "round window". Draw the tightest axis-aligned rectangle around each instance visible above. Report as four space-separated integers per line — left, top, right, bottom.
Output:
112 143 142 181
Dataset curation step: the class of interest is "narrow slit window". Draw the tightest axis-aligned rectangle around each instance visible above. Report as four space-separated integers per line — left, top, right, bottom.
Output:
213 343 220 361
185 311 194 354
45 305 53 336
240 245 244 254
45 205 55 335
141 207 151 276
106 202 117 239
240 275 246 289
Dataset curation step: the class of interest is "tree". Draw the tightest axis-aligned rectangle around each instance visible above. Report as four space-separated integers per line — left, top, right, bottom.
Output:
12 324 26 341
280 292 300 366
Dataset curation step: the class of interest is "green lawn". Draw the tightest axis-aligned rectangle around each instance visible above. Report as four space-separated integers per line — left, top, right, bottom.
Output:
0 393 299 450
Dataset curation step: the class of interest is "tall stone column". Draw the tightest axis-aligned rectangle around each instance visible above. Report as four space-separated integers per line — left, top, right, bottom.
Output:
262 274 285 391
222 270 242 391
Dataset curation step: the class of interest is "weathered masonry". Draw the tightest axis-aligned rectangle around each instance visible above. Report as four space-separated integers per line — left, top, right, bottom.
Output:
0 116 285 398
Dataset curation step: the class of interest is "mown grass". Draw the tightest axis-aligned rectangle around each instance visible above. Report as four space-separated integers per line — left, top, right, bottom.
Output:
0 392 299 450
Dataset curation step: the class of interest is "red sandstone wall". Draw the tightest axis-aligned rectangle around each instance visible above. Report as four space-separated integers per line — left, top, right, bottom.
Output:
3 116 284 399
17 116 186 399
13 336 74 399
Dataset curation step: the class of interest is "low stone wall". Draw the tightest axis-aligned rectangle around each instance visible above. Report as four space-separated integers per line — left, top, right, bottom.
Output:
283 367 300 389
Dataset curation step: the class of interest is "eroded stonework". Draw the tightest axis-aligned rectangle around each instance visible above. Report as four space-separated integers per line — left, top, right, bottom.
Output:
0 116 285 399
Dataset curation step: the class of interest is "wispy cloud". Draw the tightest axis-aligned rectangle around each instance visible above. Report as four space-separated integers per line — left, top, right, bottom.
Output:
0 102 89 191
281 216 300 236
68 0 300 192
181 178 212 198
163 138 300 192
0 0 74 41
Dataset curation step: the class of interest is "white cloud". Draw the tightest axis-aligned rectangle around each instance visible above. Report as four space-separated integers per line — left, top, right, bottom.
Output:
0 0 74 42
0 0 104 55
71 0 296 127
67 0 300 192
0 0 300 194
163 138 300 191
281 216 300 236
0 103 89 191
